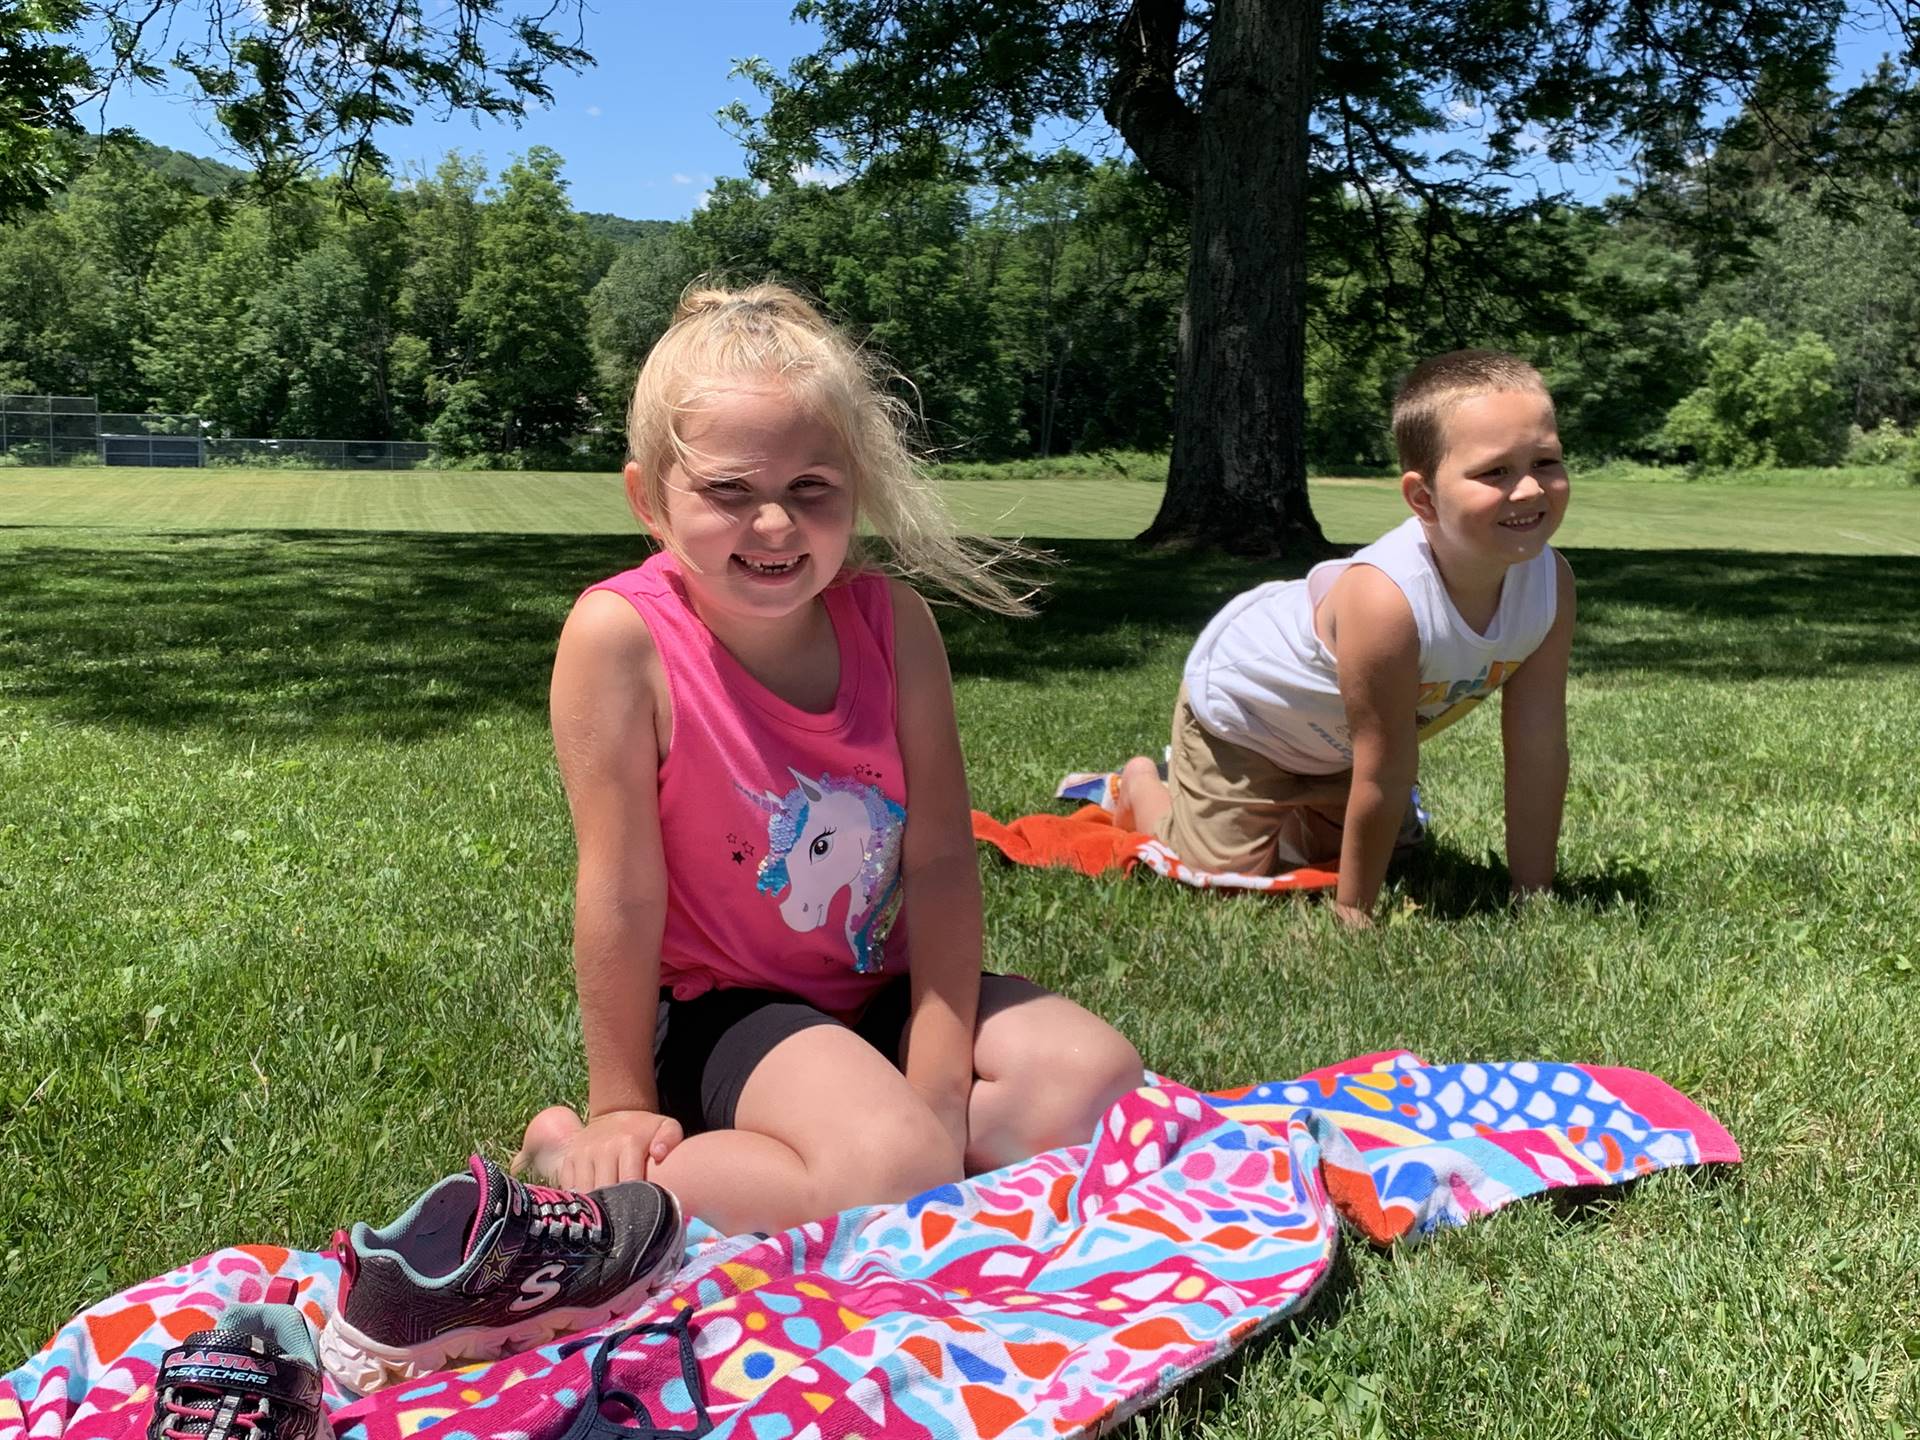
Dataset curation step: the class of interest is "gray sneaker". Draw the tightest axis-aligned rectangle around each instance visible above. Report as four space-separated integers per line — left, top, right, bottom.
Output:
149 1279 333 1440
318 1154 683 1394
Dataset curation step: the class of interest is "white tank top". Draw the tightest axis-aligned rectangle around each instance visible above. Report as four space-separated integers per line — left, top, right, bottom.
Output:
1182 517 1561 774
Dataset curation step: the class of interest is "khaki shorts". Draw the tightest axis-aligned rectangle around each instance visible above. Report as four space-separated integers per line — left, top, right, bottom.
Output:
1152 687 1351 874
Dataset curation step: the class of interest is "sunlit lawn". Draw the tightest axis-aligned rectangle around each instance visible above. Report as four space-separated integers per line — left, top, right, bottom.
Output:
4 462 1919 554
2 465 1917 1435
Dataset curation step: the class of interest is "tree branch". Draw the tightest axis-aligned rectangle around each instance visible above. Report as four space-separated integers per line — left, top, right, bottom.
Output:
1102 0 1199 198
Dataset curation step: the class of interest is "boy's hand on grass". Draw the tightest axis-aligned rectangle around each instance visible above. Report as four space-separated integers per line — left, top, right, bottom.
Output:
560 1109 684 1191
1333 901 1374 930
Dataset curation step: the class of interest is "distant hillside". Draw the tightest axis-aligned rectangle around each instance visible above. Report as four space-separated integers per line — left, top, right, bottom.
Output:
72 134 249 196
139 141 249 195
75 136 667 241
580 212 679 247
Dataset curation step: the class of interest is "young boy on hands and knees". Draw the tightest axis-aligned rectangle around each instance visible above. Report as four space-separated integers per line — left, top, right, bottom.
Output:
1113 350 1576 925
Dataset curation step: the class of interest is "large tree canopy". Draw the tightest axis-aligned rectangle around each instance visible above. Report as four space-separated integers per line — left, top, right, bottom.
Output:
733 0 1920 552
0 0 590 218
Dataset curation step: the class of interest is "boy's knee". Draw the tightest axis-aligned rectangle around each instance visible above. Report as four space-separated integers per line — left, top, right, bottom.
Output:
1119 755 1164 796
1117 755 1169 829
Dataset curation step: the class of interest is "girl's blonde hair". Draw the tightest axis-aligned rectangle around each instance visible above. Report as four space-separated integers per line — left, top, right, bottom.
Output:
626 281 1036 616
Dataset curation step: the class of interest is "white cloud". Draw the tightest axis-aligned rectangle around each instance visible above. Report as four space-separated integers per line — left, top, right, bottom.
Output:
790 162 848 187
586 104 602 118
672 172 694 185
693 190 712 211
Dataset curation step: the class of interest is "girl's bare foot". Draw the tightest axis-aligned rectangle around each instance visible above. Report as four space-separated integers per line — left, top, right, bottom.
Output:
511 1104 585 1179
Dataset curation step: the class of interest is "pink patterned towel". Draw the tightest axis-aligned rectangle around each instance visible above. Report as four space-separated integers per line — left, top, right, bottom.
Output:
4 1051 1737 1440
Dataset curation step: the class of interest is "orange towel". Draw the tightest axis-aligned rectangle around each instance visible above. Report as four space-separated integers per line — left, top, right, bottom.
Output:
971 806 1339 893
970 805 1142 874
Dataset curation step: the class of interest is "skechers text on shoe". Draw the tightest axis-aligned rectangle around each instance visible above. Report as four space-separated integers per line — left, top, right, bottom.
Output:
148 1278 333 1440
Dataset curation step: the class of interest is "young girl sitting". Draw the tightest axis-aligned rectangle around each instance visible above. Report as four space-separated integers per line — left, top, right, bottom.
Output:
517 284 1143 1236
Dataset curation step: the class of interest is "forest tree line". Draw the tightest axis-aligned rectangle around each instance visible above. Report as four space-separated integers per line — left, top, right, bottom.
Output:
2 108 1917 474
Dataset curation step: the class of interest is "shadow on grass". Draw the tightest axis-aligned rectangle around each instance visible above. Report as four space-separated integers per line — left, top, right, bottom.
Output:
1393 842 1659 919
2 529 1916 738
1138 1162 1738 1431
937 541 1920 685
1546 1159 1742 1226
1124 1243 1363 1432
0 529 643 738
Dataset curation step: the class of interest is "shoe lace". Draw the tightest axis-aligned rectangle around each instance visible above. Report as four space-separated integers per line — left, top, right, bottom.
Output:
512 1180 604 1244
158 1385 268 1440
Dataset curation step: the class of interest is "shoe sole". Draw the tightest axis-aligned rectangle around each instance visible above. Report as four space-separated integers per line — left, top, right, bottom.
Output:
318 1194 686 1394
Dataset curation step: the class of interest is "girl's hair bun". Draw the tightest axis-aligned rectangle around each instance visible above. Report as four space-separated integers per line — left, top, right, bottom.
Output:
671 287 733 323
671 284 829 333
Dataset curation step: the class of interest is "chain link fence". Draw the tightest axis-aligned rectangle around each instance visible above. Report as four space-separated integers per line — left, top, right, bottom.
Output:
1 394 107 464
204 437 434 469
2 396 436 470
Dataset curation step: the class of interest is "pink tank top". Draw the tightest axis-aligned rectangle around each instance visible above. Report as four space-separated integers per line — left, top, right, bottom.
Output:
587 552 908 1019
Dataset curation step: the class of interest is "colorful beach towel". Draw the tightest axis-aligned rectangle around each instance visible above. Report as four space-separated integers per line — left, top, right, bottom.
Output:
972 804 1340 893
4 1052 1737 1440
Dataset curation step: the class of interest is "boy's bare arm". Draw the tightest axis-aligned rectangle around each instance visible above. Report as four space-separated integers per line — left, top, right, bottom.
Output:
1329 568 1421 923
1500 554 1577 895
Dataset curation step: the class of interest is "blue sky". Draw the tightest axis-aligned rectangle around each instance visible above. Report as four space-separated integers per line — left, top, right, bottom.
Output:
77 3 1911 220
84 1 836 219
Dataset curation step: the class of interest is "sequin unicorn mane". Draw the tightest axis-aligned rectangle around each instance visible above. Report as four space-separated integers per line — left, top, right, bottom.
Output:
745 768 905 973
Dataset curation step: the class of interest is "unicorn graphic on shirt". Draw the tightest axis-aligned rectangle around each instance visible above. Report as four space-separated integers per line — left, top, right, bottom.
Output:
744 767 906 973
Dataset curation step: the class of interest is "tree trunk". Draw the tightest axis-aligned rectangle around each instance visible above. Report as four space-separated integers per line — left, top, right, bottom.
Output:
1139 0 1326 555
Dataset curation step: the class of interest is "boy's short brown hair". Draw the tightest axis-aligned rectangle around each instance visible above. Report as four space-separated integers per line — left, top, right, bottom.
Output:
1392 349 1551 479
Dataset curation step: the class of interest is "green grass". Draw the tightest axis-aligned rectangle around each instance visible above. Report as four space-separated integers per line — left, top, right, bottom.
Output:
931 449 1171 484
1578 458 1919 489
3 469 1919 1436
0 465 1170 540
6 464 1920 555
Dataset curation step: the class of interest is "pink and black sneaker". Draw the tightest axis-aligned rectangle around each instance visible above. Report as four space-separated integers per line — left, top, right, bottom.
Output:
318 1155 684 1394
148 1279 333 1440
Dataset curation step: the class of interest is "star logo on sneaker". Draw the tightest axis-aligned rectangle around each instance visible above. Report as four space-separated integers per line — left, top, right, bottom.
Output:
467 1245 514 1293
509 1262 567 1312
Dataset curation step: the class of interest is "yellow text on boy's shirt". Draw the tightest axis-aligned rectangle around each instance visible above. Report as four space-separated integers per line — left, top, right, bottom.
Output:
1415 658 1525 739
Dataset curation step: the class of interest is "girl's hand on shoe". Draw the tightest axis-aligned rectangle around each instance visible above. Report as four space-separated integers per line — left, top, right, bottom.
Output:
562 1109 685 1190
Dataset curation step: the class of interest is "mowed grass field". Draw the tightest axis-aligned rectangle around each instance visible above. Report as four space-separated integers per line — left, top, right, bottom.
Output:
2 465 1918 1436
5 462 1920 552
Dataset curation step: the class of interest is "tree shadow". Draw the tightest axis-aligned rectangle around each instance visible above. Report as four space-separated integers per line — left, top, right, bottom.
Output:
2 529 1915 739
1566 546 1920 679
0 529 644 739
932 538 1259 679
937 540 1920 683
